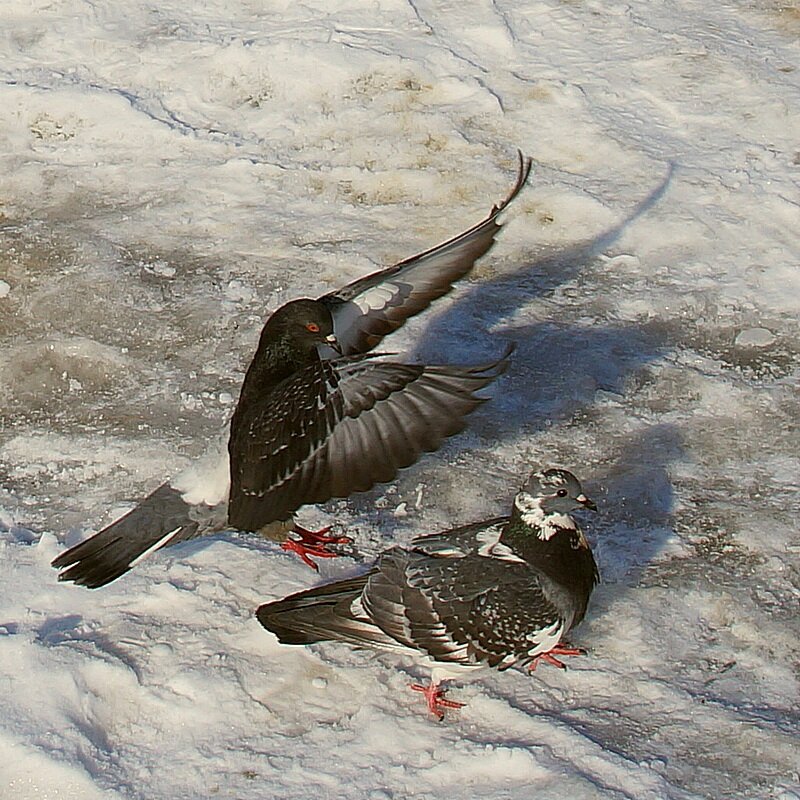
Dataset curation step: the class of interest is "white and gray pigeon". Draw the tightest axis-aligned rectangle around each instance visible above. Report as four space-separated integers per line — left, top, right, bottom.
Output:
52 153 532 589
257 468 599 719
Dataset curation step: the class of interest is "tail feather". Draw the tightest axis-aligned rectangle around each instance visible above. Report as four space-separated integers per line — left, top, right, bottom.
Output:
257 572 402 650
52 483 200 589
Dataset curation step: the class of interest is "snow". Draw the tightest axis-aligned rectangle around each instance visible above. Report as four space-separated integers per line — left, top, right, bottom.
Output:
1 1 799 798
735 326 778 347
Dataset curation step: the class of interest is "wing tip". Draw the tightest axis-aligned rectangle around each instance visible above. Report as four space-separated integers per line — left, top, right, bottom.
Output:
461 340 516 378
491 149 533 217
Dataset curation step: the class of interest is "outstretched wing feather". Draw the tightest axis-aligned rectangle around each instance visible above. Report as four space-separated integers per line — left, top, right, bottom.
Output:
227 352 510 531
321 152 532 355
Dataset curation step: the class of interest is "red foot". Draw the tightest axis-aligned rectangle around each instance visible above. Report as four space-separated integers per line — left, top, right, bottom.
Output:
528 643 587 672
280 524 353 570
409 682 465 721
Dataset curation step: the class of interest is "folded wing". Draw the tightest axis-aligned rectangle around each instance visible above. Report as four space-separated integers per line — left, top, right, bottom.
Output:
256 572 402 650
364 546 559 668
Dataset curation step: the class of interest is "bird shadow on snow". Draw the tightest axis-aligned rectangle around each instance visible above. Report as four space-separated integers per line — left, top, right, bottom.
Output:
410 162 676 364
340 163 685 583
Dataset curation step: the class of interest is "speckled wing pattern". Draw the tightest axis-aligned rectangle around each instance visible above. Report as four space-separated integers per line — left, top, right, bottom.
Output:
228 352 510 532
320 152 532 357
362 538 561 668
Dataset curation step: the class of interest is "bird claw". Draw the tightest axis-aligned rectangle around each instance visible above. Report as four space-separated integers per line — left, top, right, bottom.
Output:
527 643 587 672
281 524 353 570
409 682 465 720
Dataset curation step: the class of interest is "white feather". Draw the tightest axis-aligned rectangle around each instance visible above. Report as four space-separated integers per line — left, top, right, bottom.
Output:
353 283 400 312
514 492 576 540
525 620 565 658
129 527 184 567
173 441 231 507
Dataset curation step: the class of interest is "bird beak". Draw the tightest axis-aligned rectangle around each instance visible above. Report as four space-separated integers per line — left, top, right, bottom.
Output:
577 494 597 512
326 333 342 355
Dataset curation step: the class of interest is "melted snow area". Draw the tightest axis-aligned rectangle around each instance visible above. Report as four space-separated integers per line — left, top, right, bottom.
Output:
1 2 799 799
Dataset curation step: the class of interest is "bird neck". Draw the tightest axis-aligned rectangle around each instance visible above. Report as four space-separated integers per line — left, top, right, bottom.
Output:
237 336 320 409
501 508 597 598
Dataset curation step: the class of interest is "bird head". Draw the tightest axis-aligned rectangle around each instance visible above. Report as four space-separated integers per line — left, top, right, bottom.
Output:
513 468 596 535
261 299 339 355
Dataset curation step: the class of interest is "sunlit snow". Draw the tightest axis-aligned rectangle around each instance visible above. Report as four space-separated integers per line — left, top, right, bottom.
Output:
1 1 798 799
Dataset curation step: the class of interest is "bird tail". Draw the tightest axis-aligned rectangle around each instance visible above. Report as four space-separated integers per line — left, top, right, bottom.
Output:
257 572 400 650
51 483 201 589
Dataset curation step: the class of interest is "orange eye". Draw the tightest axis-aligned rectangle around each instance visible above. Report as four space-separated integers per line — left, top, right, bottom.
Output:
305 322 320 333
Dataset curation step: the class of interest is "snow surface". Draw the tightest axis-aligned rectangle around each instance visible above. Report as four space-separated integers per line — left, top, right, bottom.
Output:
1 1 799 798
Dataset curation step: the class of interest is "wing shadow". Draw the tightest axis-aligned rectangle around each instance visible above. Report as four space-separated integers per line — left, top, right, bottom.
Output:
336 164 684 581
409 161 675 364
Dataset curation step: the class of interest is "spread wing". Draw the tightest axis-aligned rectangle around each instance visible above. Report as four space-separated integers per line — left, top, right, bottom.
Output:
362 545 561 667
319 151 532 356
227 351 510 531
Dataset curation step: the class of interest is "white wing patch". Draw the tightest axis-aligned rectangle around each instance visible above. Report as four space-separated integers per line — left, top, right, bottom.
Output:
353 283 402 313
350 596 370 621
525 619 565 658
424 546 467 557
475 523 504 555
476 523 525 562
129 526 184 568
486 541 526 563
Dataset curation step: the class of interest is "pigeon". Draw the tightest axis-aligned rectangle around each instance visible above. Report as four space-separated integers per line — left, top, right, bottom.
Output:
52 152 532 589
257 468 599 720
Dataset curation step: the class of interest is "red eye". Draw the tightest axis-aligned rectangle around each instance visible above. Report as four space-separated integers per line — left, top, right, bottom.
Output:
305 322 320 333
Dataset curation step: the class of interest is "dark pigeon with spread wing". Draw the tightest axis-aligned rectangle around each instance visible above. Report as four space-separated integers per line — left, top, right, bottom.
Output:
53 153 532 588
257 468 599 719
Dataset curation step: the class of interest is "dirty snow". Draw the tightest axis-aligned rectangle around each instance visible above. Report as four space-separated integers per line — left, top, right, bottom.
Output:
1 1 799 799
